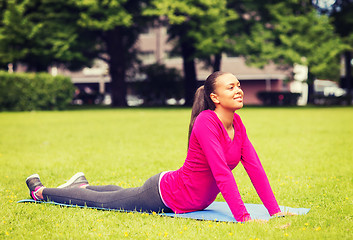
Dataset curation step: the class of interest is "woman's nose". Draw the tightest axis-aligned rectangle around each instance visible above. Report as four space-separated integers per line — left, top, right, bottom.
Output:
235 87 243 95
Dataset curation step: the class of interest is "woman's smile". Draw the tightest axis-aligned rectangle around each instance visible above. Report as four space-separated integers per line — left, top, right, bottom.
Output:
233 96 243 102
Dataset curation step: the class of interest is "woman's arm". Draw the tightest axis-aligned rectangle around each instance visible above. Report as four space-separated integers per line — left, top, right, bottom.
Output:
239 118 281 216
193 113 251 222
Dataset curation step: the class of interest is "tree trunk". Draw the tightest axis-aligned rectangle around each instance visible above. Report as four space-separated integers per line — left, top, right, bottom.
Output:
105 27 128 107
307 70 315 104
181 40 197 106
213 53 222 72
344 51 352 104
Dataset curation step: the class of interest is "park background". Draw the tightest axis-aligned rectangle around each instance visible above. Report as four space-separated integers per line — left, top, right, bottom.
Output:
0 0 353 239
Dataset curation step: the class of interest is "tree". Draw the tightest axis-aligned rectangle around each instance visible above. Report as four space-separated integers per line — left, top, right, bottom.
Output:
330 0 353 97
0 0 155 107
145 0 237 106
74 0 155 107
230 0 345 103
0 0 98 72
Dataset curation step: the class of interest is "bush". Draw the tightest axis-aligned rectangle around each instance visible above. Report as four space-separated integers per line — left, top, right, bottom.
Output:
0 71 75 111
137 63 183 105
257 91 301 106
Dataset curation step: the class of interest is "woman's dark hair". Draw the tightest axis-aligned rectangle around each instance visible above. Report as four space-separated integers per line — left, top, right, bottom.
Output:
188 71 227 145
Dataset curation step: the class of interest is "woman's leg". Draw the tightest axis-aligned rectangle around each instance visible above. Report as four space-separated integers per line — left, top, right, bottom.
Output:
42 173 172 213
85 185 123 192
56 172 122 192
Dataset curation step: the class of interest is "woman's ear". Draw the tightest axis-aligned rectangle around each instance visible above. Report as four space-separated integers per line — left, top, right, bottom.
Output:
210 93 219 104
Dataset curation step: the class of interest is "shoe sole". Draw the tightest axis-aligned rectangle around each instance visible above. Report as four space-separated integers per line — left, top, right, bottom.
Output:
57 172 85 188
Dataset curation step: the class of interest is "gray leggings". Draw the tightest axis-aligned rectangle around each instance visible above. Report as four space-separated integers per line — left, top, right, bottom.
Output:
42 173 172 213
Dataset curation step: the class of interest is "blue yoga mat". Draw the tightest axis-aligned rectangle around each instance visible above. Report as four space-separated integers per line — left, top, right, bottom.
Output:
18 199 310 222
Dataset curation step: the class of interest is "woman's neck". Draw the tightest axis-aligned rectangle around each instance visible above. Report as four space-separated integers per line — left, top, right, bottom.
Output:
214 109 234 130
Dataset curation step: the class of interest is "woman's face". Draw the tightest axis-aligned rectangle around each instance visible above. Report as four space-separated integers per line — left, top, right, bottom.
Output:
211 73 244 111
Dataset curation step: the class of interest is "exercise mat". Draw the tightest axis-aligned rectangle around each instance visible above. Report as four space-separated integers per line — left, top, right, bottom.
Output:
18 199 310 222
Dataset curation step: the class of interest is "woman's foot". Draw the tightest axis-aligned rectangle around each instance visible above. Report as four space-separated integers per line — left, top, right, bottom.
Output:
57 172 89 189
26 174 45 201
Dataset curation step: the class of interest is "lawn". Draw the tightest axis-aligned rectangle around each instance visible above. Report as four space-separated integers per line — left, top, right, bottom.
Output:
0 107 352 239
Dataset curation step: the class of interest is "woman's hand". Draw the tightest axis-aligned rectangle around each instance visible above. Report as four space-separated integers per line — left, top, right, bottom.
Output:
240 212 296 223
273 211 297 217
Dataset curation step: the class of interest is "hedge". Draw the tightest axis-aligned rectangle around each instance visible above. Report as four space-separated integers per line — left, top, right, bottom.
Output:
0 71 75 111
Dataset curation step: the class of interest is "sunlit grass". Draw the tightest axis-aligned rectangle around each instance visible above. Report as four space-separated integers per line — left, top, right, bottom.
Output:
0 107 352 239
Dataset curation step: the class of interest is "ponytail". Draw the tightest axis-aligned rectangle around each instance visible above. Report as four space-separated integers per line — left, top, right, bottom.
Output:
187 71 226 146
188 86 215 146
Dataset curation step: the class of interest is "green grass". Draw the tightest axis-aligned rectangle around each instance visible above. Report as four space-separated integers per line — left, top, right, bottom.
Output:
1 107 352 239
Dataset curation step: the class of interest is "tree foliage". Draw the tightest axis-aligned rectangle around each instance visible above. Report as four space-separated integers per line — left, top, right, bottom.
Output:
231 0 345 81
145 0 238 105
0 0 98 71
75 0 132 31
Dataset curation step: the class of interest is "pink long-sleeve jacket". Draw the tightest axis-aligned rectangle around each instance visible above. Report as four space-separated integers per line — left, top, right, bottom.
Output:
159 110 280 221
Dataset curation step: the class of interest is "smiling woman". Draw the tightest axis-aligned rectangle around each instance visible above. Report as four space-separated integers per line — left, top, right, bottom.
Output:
188 72 243 142
211 73 244 112
25 71 294 222
210 73 244 140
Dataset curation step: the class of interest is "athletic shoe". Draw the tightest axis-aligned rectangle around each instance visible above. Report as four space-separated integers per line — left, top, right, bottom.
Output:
26 174 44 201
57 172 89 189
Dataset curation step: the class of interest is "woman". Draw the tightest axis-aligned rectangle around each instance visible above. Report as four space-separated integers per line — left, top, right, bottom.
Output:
26 71 288 222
